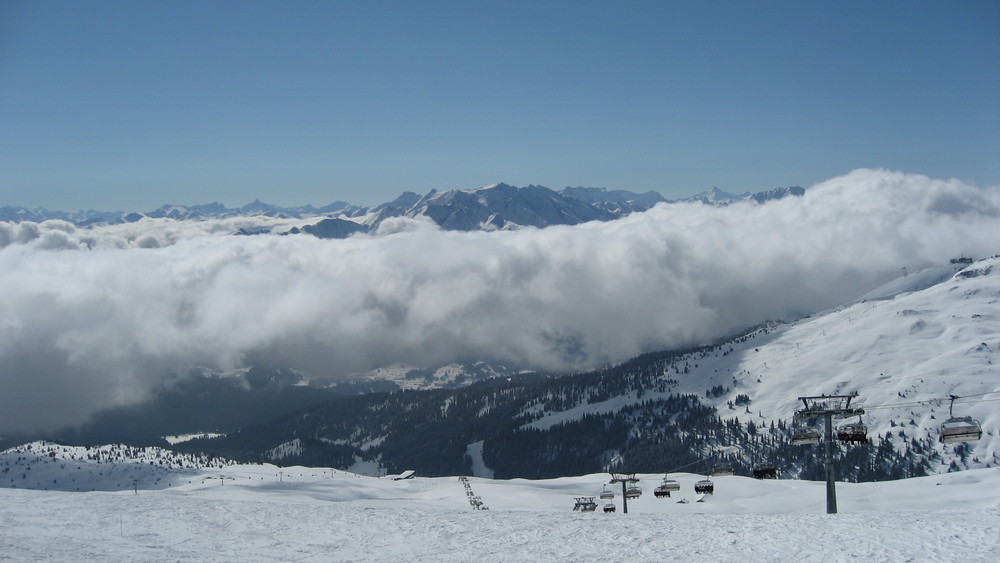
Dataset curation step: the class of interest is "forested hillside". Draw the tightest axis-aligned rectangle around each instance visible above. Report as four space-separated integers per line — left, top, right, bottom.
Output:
177 331 940 482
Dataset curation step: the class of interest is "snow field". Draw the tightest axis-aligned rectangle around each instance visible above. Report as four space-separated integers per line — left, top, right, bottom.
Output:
2 458 999 562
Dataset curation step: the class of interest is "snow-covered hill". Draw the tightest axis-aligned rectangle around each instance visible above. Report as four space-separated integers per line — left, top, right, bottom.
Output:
522 256 1000 474
685 257 999 472
0 442 237 492
1 441 997 561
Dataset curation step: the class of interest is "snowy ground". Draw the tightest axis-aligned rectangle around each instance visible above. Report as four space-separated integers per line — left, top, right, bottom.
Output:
2 448 999 562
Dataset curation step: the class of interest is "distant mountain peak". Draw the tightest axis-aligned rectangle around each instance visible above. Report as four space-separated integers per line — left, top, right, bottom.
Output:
678 185 805 206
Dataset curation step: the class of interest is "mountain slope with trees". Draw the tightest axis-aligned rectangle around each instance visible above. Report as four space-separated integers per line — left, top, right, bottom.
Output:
178 257 999 482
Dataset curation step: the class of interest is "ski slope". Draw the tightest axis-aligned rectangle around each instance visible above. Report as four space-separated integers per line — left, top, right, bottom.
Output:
2 443 998 561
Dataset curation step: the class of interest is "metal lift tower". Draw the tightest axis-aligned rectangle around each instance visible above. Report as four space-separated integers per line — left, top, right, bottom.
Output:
609 473 640 514
795 393 864 514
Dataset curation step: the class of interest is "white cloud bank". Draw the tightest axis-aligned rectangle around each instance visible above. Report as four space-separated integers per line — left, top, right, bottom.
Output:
2 169 999 432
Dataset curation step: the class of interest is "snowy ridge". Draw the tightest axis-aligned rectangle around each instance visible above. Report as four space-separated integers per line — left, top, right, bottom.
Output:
0 182 802 240
352 362 525 391
1 441 237 491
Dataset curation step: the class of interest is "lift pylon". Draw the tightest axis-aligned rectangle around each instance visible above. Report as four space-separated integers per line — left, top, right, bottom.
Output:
609 473 640 514
795 393 865 514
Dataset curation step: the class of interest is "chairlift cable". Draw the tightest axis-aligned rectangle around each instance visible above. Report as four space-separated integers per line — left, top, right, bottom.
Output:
947 397 1000 406
660 450 721 476
947 390 1000 399
848 391 1000 412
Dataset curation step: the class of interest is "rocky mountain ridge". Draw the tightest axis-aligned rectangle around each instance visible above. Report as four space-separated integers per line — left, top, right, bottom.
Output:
1 183 804 235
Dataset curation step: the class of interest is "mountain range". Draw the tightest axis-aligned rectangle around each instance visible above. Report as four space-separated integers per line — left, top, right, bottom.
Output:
0 184 804 235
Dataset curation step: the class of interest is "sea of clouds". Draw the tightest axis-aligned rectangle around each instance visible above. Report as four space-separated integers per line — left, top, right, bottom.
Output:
2 169 999 432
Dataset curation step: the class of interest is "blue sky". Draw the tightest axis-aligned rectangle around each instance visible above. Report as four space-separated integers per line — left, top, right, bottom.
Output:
1 0 998 211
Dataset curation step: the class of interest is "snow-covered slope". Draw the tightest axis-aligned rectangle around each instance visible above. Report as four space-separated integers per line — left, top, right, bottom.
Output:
707 257 999 471
0 442 237 491
147 256 998 481
524 256 1000 473
1 441 998 561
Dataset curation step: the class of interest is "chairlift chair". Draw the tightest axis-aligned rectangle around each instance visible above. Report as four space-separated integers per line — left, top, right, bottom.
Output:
940 416 983 444
837 422 868 444
752 464 777 479
711 463 735 476
603 502 616 513
625 484 642 499
653 484 672 498
939 395 983 444
791 411 821 444
599 486 615 500
694 478 714 494
837 415 869 444
791 429 821 445
660 477 681 492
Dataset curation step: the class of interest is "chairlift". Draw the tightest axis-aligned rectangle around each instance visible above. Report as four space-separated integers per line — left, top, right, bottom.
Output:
752 464 777 479
837 418 868 444
625 484 642 499
603 502 616 513
653 484 672 498
791 411 821 444
660 476 681 492
711 463 735 476
792 410 812 424
599 485 615 500
940 416 983 443
694 478 714 494
939 395 983 444
791 429 821 445
573 496 597 512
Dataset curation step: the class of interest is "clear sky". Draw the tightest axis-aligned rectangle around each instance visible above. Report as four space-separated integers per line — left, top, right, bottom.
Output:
1 0 998 211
